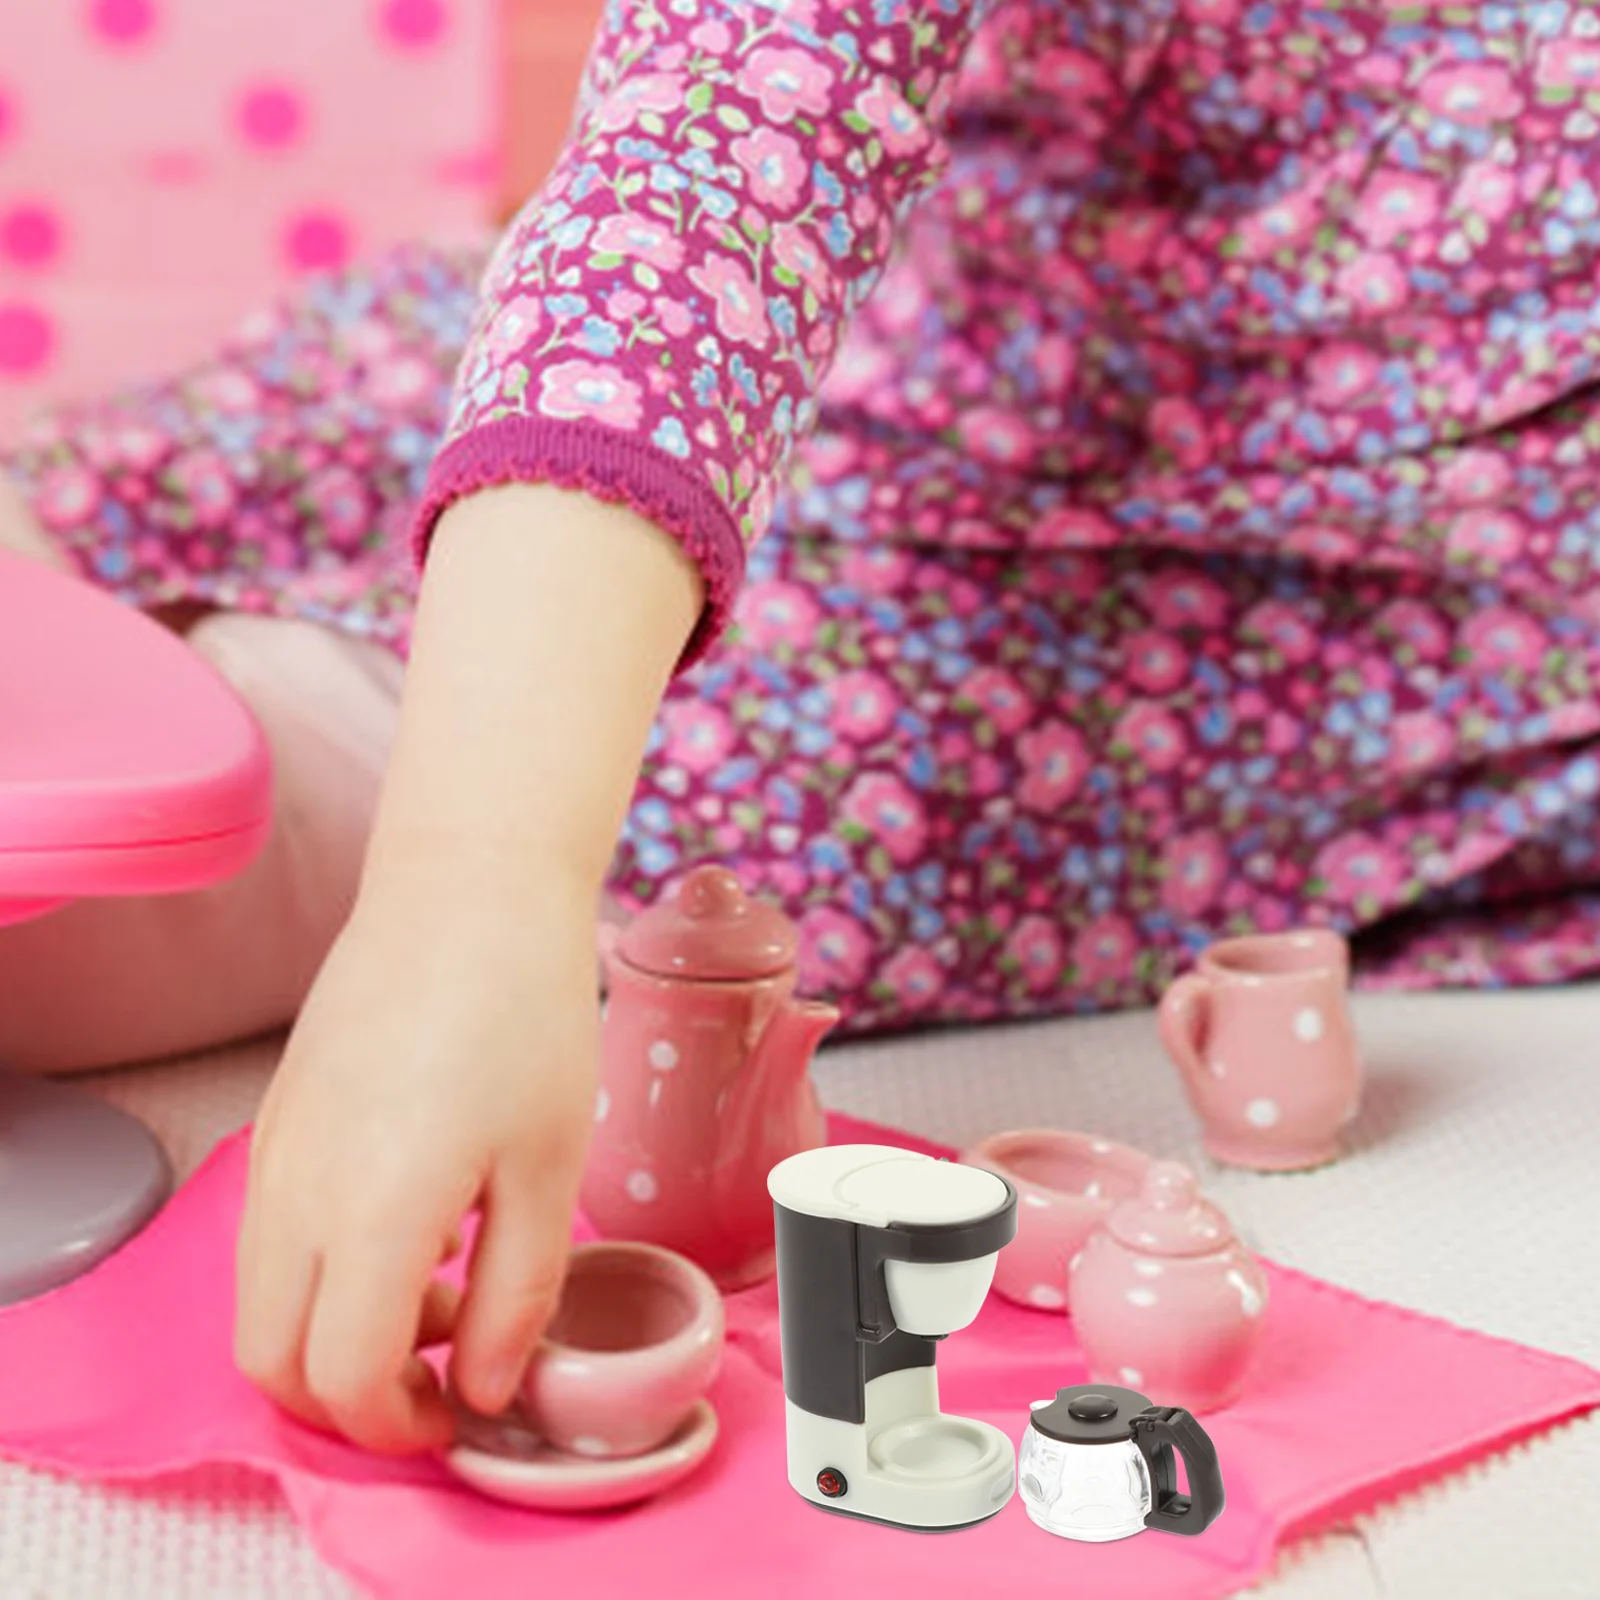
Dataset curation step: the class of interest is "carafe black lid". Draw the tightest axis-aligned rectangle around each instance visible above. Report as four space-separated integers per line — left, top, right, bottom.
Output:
1028 1384 1152 1445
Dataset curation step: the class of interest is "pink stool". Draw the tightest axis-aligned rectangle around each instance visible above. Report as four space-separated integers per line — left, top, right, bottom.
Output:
0 550 271 1305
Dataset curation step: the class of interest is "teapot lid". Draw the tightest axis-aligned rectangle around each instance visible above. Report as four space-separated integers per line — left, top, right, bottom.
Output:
616 866 797 981
1028 1384 1151 1445
1104 1161 1233 1258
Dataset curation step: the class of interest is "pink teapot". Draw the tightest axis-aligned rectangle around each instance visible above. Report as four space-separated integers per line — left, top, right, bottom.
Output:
580 867 839 1290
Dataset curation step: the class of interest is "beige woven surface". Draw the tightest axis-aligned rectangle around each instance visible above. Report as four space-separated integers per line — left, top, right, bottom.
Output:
3 987 1598 1598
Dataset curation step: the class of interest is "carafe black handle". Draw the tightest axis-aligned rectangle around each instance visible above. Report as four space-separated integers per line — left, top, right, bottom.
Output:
1130 1406 1225 1536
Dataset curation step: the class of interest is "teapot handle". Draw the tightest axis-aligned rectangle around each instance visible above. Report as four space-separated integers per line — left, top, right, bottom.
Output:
1130 1406 1225 1536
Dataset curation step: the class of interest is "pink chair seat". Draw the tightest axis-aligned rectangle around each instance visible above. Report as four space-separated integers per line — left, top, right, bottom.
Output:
0 549 273 1306
0 549 271 921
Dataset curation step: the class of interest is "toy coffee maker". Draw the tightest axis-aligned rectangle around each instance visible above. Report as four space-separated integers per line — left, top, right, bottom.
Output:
767 1144 1019 1530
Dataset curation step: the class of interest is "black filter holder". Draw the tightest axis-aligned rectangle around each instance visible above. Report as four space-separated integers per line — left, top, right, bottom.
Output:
772 1175 1017 1426
1130 1406 1226 1536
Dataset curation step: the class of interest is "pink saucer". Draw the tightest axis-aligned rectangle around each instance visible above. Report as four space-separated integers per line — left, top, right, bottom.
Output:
444 1399 719 1512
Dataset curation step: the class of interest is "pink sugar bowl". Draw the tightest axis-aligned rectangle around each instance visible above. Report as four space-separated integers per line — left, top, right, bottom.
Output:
1067 1161 1269 1414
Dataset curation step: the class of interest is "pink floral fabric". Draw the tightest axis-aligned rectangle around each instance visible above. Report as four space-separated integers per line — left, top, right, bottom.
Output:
14 4 1600 1028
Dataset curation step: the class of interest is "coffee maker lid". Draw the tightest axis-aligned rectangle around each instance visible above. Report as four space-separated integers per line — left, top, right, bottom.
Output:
768 1144 1009 1229
1028 1384 1152 1445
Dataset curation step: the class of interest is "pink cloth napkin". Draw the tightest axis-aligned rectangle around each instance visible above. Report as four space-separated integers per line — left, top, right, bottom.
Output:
0 1113 1595 1599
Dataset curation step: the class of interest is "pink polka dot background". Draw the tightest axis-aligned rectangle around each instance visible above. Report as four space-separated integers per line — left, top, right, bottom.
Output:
0 0 497 438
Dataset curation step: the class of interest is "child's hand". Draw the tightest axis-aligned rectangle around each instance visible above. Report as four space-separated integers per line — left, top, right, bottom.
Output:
235 867 598 1454
230 482 701 1455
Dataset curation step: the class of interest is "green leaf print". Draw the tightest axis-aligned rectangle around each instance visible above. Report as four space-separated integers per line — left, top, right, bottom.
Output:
632 262 662 291
716 106 752 133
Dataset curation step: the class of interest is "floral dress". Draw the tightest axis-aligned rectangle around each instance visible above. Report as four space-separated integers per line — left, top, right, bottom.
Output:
12 0 1600 1031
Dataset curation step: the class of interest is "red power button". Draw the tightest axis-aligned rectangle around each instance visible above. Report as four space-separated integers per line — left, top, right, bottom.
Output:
816 1469 847 1499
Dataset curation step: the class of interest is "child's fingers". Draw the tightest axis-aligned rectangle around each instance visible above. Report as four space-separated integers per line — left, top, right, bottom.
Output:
234 1190 337 1433
448 1158 573 1418
302 1214 458 1456
418 1278 462 1350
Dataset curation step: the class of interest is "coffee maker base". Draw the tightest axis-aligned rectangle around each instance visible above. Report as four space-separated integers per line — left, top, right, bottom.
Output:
786 1400 1017 1531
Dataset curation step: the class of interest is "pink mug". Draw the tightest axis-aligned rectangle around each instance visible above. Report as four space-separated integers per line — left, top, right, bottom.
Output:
1158 930 1362 1171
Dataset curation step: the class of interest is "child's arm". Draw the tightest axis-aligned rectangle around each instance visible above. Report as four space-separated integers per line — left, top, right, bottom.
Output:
236 485 699 1453
238 0 992 1453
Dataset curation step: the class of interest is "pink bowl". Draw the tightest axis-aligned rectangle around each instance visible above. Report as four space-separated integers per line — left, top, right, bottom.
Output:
518 1242 725 1460
961 1130 1151 1312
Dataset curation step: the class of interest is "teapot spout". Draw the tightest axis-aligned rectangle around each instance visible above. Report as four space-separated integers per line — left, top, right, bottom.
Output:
753 998 840 1084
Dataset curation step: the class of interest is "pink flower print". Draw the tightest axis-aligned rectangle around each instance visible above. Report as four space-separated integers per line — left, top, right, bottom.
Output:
1149 397 1210 469
484 295 543 361
738 48 833 124
772 222 833 298
1453 161 1517 223
1017 722 1090 811
1460 607 1548 675
689 256 769 350
1073 914 1137 986
1034 49 1114 103
880 947 944 1012
168 449 237 528
1144 570 1230 631
828 670 897 742
1160 831 1228 917
1240 191 1317 256
1447 509 1527 565
1115 702 1188 773
1284 524 1359 564
736 580 820 650
193 368 260 414
1005 915 1065 994
661 700 735 774
1308 343 1381 407
1420 63 1522 126
1184 0 1241 23
592 215 685 272
1355 173 1441 248
1439 448 1513 505
33 466 100 529
1538 39 1600 91
732 127 807 211
365 356 434 408
853 80 929 158
606 289 647 322
1122 629 1190 695
799 908 872 993
1242 600 1318 664
689 19 731 54
1036 507 1118 548
841 773 929 866
961 667 1033 735
305 465 370 549
112 423 169 472
537 361 644 429
1336 253 1410 316
1389 711 1455 773
956 406 1037 469
592 71 686 133
840 546 911 594
1315 833 1403 905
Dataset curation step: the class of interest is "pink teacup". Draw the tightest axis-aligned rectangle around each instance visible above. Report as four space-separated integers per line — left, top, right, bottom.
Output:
496 1242 725 1461
960 1130 1151 1312
1159 929 1362 1171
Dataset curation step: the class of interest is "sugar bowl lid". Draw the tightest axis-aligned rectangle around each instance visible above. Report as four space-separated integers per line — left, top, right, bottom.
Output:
616 865 798 980
1028 1385 1152 1445
1105 1161 1233 1258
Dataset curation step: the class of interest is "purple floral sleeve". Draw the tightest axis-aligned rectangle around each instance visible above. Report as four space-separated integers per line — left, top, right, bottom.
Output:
414 0 986 664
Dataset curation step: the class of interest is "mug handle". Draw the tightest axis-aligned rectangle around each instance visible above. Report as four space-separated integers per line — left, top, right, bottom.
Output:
1131 1406 1226 1536
1157 972 1211 1092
